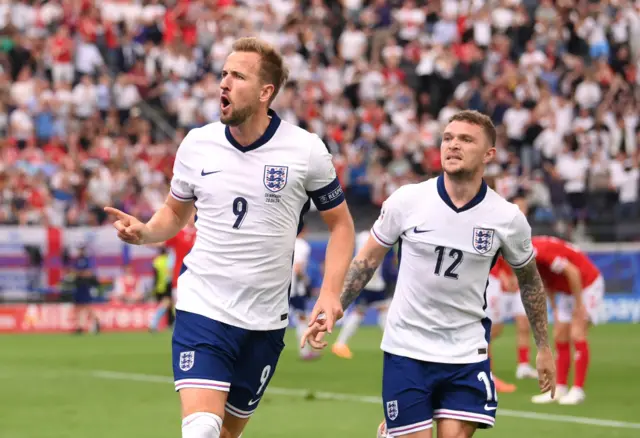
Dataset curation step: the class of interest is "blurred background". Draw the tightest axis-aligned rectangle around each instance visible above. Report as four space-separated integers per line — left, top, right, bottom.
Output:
1 0 639 437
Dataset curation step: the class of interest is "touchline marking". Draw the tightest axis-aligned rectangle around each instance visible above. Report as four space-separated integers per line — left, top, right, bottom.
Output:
91 370 640 430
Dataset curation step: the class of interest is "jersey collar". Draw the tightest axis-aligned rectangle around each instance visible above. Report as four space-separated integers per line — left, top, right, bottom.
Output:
437 173 487 213
225 109 281 153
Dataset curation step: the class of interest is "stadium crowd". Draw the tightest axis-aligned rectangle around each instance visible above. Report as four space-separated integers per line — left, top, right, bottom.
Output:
0 0 639 242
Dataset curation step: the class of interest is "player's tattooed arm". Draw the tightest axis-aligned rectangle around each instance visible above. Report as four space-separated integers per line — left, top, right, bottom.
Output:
514 259 550 348
339 258 380 310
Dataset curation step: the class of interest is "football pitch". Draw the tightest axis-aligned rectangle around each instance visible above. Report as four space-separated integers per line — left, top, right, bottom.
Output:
2 324 639 438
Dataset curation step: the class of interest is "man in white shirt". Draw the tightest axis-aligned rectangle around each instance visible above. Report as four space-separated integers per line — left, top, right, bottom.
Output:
105 37 355 438
303 110 555 438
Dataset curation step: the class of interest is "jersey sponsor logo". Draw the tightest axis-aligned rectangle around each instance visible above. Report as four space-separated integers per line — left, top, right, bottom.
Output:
386 400 399 421
201 169 222 176
413 227 435 233
179 351 195 371
472 227 495 254
484 404 497 411
264 165 289 192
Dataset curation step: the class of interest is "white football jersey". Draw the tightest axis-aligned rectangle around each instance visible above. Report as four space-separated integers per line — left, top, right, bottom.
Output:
291 237 311 298
372 175 534 364
170 110 344 330
356 230 386 292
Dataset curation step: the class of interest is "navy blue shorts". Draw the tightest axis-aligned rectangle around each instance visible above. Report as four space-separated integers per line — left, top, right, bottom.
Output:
382 353 497 436
172 310 286 419
289 296 307 314
73 288 92 304
355 289 388 308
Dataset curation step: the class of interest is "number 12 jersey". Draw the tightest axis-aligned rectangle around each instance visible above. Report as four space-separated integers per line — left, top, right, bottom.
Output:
372 175 533 364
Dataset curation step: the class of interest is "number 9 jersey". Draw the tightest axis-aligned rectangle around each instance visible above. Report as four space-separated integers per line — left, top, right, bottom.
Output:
372 175 533 364
169 110 344 331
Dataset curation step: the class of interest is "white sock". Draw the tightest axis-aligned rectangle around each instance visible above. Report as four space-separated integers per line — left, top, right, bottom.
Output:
182 412 222 438
295 318 311 355
336 311 363 345
377 309 388 330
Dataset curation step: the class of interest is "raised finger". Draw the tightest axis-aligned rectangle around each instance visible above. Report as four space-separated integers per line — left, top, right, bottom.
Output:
104 206 129 220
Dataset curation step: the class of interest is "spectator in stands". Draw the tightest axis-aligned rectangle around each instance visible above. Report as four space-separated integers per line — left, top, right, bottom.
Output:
0 0 639 245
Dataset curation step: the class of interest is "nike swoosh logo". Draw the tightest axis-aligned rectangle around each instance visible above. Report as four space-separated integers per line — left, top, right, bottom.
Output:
201 169 222 176
484 404 497 411
414 227 434 233
247 397 261 406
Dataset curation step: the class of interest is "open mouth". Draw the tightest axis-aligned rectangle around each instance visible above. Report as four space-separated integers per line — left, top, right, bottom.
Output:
220 95 231 110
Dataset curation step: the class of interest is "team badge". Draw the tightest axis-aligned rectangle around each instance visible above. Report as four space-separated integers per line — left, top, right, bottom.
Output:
264 165 289 193
472 227 495 254
386 400 399 421
179 351 195 371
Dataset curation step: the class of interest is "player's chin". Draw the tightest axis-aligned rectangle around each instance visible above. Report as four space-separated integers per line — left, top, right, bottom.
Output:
443 162 466 175
220 109 233 125
220 110 244 127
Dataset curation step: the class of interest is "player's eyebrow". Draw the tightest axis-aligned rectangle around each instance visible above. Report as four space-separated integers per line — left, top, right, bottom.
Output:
221 69 248 79
443 132 476 142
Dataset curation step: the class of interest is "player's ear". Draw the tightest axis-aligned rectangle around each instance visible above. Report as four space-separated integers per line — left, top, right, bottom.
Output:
259 84 275 104
483 146 496 164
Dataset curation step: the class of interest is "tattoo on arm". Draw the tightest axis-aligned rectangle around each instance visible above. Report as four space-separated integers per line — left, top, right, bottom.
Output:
514 259 550 349
339 258 379 310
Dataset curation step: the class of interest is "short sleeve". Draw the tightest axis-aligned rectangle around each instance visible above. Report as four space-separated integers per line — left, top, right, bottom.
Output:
371 190 406 248
501 210 535 269
304 136 345 211
170 131 197 203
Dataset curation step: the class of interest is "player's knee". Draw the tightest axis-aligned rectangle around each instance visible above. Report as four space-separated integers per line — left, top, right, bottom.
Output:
553 324 570 342
490 323 503 338
514 315 529 331
180 388 227 420
221 413 249 438
182 412 222 438
436 419 476 438
570 325 587 343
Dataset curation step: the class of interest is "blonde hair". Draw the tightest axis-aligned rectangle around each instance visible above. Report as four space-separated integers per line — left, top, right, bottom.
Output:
448 110 497 148
232 37 289 104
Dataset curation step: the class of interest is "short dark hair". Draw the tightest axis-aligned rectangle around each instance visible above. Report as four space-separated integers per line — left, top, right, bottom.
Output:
448 110 497 148
232 37 289 105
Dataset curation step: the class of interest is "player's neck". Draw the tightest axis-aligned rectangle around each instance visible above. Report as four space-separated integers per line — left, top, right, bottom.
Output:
443 173 484 208
228 109 271 147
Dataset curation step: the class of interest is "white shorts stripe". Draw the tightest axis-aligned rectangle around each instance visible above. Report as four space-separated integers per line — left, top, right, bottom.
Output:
174 378 231 392
225 403 255 419
433 409 495 426
387 419 433 436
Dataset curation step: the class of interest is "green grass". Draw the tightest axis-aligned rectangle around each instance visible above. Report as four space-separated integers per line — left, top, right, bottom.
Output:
2 324 639 437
